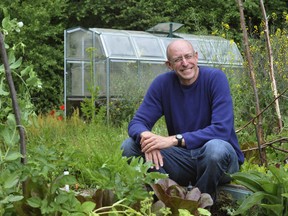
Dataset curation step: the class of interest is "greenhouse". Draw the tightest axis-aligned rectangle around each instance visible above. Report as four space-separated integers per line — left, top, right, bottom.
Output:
64 23 243 117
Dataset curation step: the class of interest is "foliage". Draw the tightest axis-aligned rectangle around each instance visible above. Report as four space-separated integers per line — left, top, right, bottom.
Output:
151 178 213 215
223 11 288 159
74 148 166 206
0 10 42 214
88 194 209 216
89 196 172 216
231 164 288 216
246 19 288 135
0 10 42 123
25 113 166 204
14 154 96 215
0 0 67 114
67 0 287 40
80 47 101 123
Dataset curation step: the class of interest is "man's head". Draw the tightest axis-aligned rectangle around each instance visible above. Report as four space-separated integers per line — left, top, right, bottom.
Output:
165 40 199 86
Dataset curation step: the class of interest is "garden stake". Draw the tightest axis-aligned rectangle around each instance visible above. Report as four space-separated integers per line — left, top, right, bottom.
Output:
0 31 27 196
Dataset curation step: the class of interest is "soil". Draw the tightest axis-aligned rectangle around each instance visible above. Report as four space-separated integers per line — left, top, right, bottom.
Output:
209 191 239 216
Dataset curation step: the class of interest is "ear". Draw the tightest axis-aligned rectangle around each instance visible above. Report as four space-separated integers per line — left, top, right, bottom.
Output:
165 61 173 70
194 51 199 61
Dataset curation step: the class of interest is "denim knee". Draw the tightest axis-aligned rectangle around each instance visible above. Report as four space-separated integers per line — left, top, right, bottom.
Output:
204 139 239 173
121 137 142 158
204 139 232 159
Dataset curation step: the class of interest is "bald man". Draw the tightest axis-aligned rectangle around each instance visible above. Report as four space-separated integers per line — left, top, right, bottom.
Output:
121 39 244 200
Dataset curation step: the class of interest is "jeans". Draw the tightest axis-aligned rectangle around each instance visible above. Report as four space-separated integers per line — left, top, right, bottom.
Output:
121 138 239 198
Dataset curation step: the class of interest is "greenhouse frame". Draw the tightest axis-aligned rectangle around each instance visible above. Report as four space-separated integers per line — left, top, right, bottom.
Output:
64 23 243 118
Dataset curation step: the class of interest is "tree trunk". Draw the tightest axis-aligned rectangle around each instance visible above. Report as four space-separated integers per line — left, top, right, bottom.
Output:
236 0 266 165
259 0 283 132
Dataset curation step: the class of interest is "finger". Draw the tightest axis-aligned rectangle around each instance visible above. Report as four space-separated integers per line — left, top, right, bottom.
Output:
140 136 145 145
156 151 164 167
152 157 159 170
142 142 156 153
141 137 152 148
152 151 162 170
145 153 154 168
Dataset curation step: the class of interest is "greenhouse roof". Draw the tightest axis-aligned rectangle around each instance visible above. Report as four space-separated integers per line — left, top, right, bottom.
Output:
65 26 243 66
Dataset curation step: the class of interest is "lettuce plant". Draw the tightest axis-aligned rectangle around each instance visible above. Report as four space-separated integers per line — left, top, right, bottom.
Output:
150 178 213 215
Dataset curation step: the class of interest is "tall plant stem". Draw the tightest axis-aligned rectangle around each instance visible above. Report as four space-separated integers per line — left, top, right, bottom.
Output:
259 0 283 132
0 32 27 165
236 0 266 165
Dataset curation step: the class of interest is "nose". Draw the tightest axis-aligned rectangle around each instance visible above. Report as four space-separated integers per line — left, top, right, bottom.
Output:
181 57 189 65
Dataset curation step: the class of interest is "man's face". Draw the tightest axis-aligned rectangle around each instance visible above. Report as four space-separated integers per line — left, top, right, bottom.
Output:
166 41 199 86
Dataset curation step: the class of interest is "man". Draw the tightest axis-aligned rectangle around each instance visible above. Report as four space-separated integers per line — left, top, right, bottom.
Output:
121 39 244 199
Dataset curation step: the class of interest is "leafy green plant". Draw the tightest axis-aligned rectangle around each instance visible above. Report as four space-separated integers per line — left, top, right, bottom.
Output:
80 47 103 123
0 11 42 214
0 113 23 209
231 164 288 216
10 144 96 216
150 178 213 215
15 178 96 216
88 196 172 216
0 10 42 123
76 150 166 206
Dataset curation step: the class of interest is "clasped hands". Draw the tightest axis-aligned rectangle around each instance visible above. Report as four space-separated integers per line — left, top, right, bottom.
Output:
140 131 175 170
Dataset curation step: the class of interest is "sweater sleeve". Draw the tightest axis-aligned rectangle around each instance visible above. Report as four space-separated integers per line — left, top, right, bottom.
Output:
183 70 236 149
128 77 163 143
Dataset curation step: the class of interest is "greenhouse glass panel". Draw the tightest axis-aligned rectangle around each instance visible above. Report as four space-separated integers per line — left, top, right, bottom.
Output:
66 61 91 96
93 34 106 59
66 28 93 60
146 22 184 35
102 34 136 58
212 39 242 66
133 37 165 59
94 60 107 96
138 61 168 92
109 60 138 97
184 38 206 62
66 60 106 97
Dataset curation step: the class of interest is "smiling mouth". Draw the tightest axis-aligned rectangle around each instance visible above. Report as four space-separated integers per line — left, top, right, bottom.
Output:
181 68 193 72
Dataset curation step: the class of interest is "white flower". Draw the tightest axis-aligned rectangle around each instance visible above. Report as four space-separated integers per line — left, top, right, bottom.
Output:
17 22 24 28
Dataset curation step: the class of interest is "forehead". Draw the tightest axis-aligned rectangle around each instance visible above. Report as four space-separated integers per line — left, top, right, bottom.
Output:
168 41 194 58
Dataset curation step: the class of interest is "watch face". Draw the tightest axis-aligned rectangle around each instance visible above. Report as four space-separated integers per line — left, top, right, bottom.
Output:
176 134 183 139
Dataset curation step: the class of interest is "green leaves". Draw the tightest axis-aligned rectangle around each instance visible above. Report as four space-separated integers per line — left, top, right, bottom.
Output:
0 169 23 208
26 196 41 208
231 171 265 192
1 15 23 35
4 151 22 161
26 191 96 215
231 165 288 215
80 149 166 206
2 171 19 189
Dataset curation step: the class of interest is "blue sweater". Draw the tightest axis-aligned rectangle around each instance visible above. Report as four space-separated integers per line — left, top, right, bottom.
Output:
128 66 244 164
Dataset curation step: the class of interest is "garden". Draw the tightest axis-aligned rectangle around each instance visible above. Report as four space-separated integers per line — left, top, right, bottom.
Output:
1 1 288 216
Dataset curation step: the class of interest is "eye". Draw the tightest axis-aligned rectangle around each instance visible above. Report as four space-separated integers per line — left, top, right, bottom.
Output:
174 57 182 63
185 54 194 59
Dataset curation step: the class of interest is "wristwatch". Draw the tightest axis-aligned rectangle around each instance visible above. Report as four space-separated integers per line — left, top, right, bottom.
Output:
176 134 183 147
